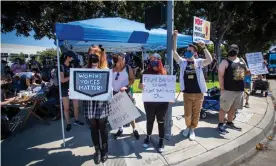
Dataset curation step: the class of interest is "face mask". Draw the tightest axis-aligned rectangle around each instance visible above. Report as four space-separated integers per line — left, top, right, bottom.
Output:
184 51 194 58
112 57 119 64
150 61 159 68
228 50 238 57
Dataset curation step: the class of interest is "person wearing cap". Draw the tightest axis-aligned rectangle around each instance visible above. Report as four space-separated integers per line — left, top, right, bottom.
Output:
173 30 212 141
217 44 249 134
60 51 84 132
112 52 140 140
83 45 110 164
138 55 169 153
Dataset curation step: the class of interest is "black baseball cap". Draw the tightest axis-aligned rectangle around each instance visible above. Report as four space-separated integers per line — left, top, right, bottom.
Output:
188 44 198 52
229 44 239 52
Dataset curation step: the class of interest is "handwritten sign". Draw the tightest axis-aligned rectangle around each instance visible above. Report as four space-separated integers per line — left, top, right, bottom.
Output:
142 74 176 102
108 92 141 129
193 16 211 44
246 52 268 75
69 68 112 101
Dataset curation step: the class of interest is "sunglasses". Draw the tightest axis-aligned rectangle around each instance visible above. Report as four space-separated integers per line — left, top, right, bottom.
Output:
115 72 120 80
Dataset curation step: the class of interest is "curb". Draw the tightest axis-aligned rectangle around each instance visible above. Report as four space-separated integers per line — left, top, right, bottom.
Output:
177 96 275 166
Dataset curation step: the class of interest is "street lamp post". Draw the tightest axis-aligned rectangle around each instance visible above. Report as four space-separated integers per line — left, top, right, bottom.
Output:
165 0 174 139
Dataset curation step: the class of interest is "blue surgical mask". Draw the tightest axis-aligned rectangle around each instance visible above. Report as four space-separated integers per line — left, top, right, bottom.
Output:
150 61 159 67
184 51 194 58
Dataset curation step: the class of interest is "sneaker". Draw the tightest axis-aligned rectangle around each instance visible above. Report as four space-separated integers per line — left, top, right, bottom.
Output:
143 135 150 148
74 120 84 126
157 138 164 153
133 130 140 140
189 129 196 141
182 128 190 137
66 124 71 131
113 129 123 139
218 123 226 135
226 122 242 131
123 123 130 127
244 103 250 108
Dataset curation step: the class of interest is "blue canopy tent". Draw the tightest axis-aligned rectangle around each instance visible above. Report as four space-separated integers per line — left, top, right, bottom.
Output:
55 17 192 146
55 17 192 52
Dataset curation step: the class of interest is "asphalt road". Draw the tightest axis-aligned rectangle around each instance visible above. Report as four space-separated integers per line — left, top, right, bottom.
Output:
236 122 276 166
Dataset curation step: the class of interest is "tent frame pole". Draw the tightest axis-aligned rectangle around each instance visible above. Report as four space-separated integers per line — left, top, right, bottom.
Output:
56 38 66 147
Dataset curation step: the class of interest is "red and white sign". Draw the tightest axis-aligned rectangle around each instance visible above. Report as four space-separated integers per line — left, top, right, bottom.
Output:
193 16 211 44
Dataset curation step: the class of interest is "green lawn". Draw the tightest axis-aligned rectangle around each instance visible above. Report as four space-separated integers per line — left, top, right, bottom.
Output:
132 79 219 93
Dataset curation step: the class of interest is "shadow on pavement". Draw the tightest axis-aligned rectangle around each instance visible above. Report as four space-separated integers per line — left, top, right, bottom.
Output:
1 116 94 166
195 127 226 139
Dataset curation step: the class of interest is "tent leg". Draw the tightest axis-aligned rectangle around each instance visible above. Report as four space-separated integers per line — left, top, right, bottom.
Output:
56 39 66 147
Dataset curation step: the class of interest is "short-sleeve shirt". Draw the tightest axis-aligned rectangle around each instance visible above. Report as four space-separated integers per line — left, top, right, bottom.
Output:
60 64 70 90
183 61 201 93
17 72 33 79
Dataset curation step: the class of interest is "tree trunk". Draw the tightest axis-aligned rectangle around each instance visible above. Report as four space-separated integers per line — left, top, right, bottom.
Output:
215 40 222 63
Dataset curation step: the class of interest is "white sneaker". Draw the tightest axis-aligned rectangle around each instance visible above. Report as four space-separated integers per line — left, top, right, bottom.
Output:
182 128 190 137
189 129 196 141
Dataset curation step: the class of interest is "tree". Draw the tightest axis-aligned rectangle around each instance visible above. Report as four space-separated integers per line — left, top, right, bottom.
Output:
1 1 126 39
36 48 56 64
224 2 276 56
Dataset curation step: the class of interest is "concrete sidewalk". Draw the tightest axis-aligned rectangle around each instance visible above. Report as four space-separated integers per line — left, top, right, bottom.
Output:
1 80 275 166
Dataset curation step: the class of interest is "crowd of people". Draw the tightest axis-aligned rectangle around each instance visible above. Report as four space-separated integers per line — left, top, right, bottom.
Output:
1 30 257 165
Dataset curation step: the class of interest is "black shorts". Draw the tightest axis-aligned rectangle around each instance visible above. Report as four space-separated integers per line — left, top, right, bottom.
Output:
61 88 69 97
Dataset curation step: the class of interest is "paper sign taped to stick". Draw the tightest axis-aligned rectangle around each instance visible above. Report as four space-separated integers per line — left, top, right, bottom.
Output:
245 52 268 75
108 92 141 129
193 16 211 44
69 68 112 101
142 74 176 102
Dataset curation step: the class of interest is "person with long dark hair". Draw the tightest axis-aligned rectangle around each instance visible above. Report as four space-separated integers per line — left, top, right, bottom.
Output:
60 51 84 131
139 53 168 153
83 45 110 164
112 52 140 140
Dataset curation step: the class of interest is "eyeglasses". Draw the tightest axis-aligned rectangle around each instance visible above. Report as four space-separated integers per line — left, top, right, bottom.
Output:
115 72 120 80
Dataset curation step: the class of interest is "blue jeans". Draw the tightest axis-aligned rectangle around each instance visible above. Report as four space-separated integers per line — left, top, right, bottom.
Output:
40 98 59 117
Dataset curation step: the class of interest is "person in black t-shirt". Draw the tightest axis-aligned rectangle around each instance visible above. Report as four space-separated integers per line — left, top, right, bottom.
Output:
139 54 169 153
60 51 84 132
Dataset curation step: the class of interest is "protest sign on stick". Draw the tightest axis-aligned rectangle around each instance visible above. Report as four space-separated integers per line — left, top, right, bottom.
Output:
193 16 211 44
69 68 112 101
245 52 268 75
142 74 176 102
108 92 141 129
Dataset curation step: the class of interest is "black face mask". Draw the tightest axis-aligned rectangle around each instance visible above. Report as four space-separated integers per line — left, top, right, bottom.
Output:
228 50 238 57
113 57 119 64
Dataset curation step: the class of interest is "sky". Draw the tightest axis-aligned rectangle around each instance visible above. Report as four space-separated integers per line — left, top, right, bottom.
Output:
1 30 55 48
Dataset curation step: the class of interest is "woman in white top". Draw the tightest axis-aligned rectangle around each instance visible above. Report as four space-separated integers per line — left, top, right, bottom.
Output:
173 30 212 141
112 52 140 140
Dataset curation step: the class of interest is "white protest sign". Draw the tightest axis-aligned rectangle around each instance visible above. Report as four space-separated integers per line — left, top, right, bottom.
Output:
193 16 211 44
108 92 141 130
245 52 268 75
142 74 176 102
69 68 112 101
